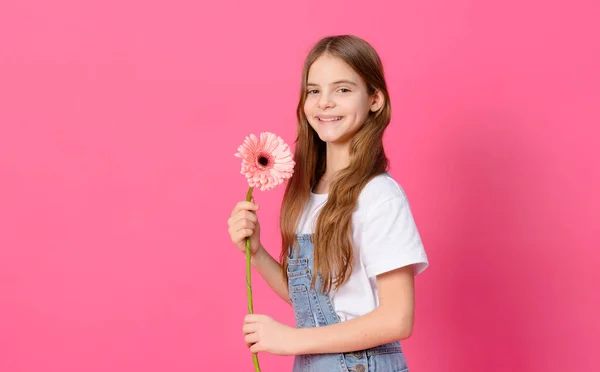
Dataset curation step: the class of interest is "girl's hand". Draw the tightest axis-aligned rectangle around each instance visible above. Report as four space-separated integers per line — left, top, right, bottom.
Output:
243 314 298 355
227 199 261 256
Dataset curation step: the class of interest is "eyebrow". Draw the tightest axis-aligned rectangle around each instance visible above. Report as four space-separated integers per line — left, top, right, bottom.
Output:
306 80 358 87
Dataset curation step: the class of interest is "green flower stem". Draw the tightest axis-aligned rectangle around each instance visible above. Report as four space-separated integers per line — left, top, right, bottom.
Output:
245 186 261 372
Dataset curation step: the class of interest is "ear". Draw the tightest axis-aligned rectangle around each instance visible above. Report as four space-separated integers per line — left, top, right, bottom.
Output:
370 89 385 112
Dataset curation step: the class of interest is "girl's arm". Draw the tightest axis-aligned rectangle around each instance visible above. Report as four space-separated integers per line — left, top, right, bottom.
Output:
293 264 415 354
251 244 291 305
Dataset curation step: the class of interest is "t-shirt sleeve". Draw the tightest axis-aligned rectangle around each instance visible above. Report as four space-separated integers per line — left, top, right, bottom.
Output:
360 195 429 278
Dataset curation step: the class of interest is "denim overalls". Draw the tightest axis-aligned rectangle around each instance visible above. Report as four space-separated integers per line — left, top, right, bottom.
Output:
287 233 409 372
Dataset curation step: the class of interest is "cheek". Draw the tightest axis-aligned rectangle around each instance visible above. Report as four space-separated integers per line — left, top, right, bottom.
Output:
352 97 371 117
303 102 314 125
303 98 315 116
340 95 366 112
343 99 370 124
304 95 316 104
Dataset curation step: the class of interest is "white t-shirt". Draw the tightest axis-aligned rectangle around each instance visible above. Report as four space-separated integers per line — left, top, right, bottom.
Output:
297 172 429 322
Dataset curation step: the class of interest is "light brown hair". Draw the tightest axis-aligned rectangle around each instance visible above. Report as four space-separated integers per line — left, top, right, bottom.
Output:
279 35 392 293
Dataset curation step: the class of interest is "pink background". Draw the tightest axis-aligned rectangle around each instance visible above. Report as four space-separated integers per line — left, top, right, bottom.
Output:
1 1 599 371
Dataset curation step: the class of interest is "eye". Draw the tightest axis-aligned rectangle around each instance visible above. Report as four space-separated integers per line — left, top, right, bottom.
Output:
338 88 351 93
307 89 319 95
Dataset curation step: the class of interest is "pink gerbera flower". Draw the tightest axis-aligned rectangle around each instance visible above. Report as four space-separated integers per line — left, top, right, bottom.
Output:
235 132 295 191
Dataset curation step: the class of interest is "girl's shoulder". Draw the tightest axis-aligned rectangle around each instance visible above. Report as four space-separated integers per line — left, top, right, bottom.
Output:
358 172 408 207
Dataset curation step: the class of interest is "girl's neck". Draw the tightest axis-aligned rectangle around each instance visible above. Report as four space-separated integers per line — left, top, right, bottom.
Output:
313 142 350 194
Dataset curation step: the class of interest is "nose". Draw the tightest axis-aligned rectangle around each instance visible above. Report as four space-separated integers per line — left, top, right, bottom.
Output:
317 94 335 109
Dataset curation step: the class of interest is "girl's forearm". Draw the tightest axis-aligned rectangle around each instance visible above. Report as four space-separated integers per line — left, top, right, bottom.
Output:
293 306 412 354
251 244 291 304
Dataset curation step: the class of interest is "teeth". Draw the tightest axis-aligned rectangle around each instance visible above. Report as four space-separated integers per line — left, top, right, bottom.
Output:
319 116 342 122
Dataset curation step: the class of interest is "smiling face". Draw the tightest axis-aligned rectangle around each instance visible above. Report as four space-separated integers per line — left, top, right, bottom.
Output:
303 53 384 147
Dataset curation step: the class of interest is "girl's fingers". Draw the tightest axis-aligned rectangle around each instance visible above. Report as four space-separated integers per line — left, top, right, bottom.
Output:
231 201 259 216
242 323 259 334
234 229 253 242
244 333 259 344
227 213 258 240
230 210 258 225
237 219 256 231
233 220 256 237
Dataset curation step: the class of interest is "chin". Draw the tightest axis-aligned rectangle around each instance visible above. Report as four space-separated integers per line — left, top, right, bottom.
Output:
315 132 342 144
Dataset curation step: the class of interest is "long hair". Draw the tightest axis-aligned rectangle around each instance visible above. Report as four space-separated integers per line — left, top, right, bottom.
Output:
279 35 392 293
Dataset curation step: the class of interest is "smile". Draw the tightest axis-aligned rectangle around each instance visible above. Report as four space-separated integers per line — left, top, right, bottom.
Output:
317 116 343 122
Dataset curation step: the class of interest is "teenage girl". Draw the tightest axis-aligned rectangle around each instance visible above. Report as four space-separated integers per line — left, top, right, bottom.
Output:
227 34 429 372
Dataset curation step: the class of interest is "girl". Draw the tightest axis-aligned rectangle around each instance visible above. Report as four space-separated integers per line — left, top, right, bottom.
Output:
227 34 429 371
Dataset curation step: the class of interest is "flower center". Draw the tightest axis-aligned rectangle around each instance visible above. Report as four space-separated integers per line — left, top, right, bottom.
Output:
258 155 270 167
